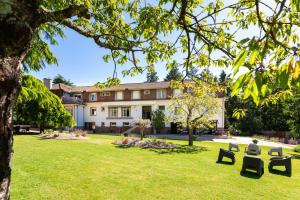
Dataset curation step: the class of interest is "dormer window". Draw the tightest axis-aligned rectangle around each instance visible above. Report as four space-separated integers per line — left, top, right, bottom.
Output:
90 93 97 101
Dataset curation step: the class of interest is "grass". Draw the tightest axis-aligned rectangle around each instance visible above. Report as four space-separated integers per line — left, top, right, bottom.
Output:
11 134 300 200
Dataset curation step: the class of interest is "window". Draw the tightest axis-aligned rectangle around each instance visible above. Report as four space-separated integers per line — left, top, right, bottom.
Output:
173 89 183 97
116 91 124 100
110 122 117 127
101 122 105 126
101 107 105 112
108 107 118 118
90 93 97 101
144 90 150 95
132 90 141 99
90 107 97 116
123 122 130 127
156 89 166 99
121 107 131 117
158 106 165 111
100 92 110 96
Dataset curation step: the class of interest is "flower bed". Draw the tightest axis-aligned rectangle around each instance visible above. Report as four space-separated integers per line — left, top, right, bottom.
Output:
113 138 178 149
38 131 88 140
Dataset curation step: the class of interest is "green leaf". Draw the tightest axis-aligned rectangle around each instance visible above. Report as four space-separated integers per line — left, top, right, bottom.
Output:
233 49 248 74
249 49 259 65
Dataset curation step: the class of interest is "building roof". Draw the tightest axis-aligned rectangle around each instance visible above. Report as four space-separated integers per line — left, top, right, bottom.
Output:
52 81 171 93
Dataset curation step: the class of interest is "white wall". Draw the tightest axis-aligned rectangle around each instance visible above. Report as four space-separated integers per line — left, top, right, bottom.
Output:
83 98 225 129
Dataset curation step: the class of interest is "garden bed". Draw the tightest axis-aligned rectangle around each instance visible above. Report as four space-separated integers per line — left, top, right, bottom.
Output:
113 138 178 149
38 131 88 140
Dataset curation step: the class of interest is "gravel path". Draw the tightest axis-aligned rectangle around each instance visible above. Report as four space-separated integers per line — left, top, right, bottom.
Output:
145 134 295 149
211 136 294 149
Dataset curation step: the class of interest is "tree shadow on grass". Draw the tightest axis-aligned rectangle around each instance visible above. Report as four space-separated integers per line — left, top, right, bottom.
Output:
148 145 208 154
240 171 263 179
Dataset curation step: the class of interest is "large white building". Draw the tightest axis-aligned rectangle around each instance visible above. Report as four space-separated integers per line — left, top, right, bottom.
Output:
44 78 225 134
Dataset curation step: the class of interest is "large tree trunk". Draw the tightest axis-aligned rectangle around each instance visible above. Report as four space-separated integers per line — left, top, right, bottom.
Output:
0 57 22 200
0 3 35 198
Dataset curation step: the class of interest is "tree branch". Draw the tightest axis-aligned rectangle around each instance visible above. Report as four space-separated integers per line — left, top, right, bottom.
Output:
38 5 90 24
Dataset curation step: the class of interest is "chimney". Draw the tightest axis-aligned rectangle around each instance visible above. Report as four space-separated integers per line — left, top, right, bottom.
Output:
43 78 52 89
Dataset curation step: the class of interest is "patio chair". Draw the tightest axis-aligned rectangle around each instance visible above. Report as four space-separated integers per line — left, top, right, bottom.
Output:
268 147 283 156
268 156 292 175
229 143 240 152
241 155 264 176
217 148 235 164
245 143 261 155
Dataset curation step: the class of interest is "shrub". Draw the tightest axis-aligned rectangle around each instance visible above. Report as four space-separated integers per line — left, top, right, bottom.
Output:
294 145 300 153
151 110 165 134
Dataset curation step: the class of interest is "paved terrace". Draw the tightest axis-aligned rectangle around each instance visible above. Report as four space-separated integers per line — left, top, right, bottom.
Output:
143 134 295 149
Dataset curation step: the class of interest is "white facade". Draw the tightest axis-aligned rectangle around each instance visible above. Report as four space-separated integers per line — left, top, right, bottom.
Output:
82 98 225 129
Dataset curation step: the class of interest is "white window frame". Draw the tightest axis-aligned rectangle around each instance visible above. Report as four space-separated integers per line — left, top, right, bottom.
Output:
116 91 124 100
110 122 117 127
90 93 97 101
158 105 165 111
131 90 141 100
156 89 166 99
123 122 130 127
121 107 131 118
90 107 97 116
108 107 118 118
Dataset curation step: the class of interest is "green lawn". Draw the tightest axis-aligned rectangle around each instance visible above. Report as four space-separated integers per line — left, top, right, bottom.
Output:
12 135 300 200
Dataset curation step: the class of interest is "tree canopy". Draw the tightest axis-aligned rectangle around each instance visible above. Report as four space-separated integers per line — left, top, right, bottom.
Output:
164 67 183 81
168 83 221 146
12 0 299 102
52 74 74 86
146 71 159 82
15 75 76 131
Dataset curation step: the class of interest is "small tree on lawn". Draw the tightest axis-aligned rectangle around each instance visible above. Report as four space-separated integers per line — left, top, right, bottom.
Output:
168 83 221 146
136 119 151 140
152 110 165 134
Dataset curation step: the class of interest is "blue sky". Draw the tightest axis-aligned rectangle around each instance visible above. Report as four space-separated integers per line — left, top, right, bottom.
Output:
30 0 278 86
31 28 231 86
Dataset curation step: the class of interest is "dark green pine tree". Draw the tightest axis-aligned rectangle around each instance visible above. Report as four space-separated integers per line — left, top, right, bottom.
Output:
53 74 74 86
164 67 183 81
146 71 159 82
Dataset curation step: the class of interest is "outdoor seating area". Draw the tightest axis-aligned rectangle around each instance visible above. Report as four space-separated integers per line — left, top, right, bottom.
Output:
229 142 240 152
269 156 292 175
216 142 293 177
268 147 283 156
242 155 264 176
217 148 235 164
244 143 261 155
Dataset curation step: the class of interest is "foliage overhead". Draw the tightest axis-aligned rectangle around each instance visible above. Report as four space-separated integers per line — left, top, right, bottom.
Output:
15 75 76 130
17 0 300 103
52 74 74 86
